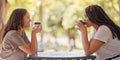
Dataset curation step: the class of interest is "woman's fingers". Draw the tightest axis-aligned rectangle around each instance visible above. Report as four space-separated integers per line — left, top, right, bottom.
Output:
32 25 42 33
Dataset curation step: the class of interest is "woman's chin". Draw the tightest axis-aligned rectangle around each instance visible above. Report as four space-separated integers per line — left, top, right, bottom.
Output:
86 25 91 27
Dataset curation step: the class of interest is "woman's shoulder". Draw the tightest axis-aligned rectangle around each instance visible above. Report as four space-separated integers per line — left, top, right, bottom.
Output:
97 25 112 34
98 25 110 31
5 30 17 37
97 25 112 35
3 30 18 41
99 25 109 28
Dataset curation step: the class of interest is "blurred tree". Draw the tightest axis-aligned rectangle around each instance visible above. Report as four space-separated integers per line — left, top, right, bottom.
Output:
96 0 119 25
0 0 8 48
62 0 84 51
38 0 44 52
4 0 120 51
43 0 66 51
118 0 120 23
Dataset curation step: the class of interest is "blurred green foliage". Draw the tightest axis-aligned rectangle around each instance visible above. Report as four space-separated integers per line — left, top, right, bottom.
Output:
6 0 119 38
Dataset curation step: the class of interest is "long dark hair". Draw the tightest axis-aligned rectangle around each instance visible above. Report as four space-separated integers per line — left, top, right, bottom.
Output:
3 8 27 37
85 5 120 40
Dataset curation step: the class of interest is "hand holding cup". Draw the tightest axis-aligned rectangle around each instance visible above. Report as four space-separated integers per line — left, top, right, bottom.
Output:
32 22 42 33
75 20 85 29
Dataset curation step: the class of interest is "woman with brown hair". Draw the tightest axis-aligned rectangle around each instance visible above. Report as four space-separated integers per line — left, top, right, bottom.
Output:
0 8 42 60
76 5 120 60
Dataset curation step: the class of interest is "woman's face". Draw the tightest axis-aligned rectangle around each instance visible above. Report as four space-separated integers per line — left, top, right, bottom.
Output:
23 12 31 28
84 12 92 27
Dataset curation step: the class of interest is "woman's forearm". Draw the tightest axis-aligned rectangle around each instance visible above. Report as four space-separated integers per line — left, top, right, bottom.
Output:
81 30 90 56
30 31 37 54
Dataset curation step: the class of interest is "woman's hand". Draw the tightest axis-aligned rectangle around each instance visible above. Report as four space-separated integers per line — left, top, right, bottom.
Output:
76 21 86 32
32 25 42 34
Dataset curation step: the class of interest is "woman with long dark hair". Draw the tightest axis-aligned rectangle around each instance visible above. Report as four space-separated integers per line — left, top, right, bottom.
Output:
76 5 120 60
0 8 42 60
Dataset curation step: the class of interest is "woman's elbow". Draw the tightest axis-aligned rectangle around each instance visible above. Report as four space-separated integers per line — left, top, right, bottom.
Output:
28 50 36 55
29 53 34 55
85 51 93 56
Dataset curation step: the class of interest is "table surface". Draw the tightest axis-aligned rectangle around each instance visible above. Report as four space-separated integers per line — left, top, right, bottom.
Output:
33 52 90 58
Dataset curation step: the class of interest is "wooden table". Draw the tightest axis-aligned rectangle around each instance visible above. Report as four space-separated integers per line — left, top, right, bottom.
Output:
27 52 96 60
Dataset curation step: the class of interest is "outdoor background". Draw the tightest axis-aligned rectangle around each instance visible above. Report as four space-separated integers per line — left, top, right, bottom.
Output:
0 0 120 52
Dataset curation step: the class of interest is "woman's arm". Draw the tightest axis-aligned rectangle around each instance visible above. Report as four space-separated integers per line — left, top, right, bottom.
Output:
76 21 104 56
18 25 41 55
81 30 104 56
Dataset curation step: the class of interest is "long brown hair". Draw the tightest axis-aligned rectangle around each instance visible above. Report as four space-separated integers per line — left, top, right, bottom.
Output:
3 8 27 38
